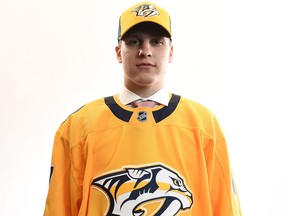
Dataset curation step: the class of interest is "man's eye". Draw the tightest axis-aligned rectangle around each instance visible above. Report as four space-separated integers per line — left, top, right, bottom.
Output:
126 39 140 46
151 39 164 46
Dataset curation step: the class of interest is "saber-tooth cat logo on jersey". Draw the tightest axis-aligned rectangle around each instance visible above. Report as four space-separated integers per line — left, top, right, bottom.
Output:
131 4 160 18
90 164 193 215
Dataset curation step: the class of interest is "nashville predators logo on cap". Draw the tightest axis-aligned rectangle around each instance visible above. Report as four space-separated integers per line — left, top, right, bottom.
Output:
131 4 160 17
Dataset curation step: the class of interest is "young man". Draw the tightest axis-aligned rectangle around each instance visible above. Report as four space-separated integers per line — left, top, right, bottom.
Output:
44 2 242 215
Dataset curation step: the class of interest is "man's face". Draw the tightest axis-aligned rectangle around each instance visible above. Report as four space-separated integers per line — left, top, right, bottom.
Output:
115 24 173 94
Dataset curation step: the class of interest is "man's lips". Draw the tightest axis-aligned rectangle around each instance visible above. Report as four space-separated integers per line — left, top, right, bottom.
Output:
136 63 155 67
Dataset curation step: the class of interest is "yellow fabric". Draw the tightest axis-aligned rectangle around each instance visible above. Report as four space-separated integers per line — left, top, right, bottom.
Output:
44 94 241 216
118 2 172 40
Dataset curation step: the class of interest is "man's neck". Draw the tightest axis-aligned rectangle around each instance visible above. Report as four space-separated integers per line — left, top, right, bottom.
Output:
124 84 164 98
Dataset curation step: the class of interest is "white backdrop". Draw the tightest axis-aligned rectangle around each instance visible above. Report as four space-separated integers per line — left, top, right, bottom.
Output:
1 0 287 215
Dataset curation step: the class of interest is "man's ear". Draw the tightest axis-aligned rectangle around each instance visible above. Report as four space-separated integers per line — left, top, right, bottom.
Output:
169 45 174 63
115 45 122 63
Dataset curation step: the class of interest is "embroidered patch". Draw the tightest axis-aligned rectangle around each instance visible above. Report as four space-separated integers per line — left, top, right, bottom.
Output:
131 4 160 18
90 164 193 215
137 111 148 122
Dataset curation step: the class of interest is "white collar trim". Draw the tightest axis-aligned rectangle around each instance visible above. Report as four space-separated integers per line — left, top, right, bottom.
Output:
118 87 170 106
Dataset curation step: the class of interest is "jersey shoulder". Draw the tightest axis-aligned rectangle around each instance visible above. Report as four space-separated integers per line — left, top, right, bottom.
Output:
169 94 217 138
57 97 121 139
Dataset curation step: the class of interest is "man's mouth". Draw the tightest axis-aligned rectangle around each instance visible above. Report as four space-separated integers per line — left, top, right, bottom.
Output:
136 63 155 68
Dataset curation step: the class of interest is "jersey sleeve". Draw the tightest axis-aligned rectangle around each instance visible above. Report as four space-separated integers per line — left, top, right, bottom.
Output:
44 121 83 216
205 114 242 216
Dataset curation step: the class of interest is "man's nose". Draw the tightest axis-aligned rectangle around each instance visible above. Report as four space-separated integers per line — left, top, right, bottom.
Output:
139 41 152 57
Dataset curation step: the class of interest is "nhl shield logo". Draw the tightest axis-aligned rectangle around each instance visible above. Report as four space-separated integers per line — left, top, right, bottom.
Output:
137 111 148 122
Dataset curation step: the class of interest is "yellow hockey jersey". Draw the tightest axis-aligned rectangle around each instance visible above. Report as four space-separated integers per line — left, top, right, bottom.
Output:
44 94 241 216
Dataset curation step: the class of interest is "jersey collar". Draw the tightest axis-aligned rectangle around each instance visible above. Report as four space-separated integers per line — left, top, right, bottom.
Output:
118 87 170 106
